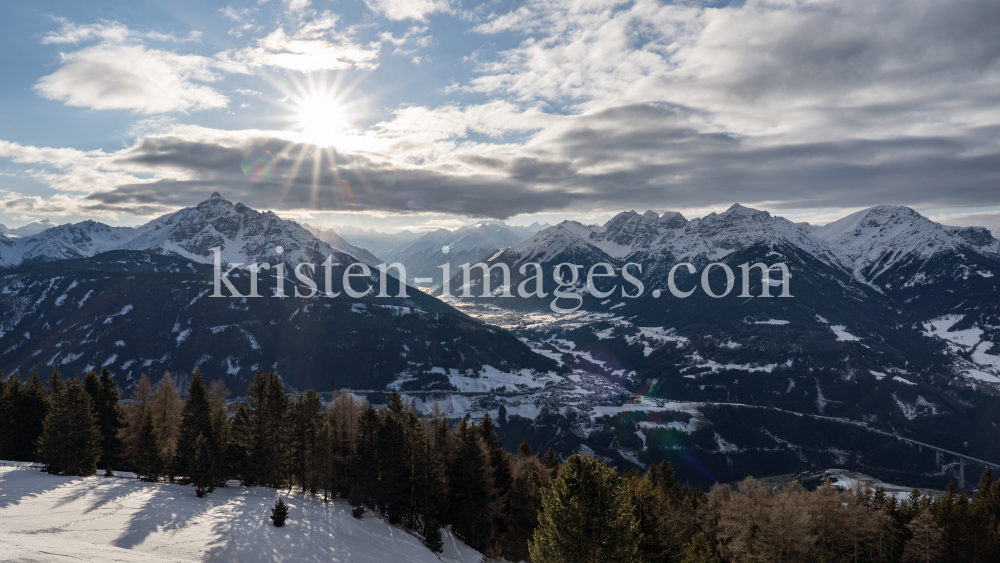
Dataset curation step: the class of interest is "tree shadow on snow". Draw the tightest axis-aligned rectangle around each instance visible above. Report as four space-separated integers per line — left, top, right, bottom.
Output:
113 482 227 550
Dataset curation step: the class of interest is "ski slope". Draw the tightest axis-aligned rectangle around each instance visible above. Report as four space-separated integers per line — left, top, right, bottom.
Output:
0 463 481 563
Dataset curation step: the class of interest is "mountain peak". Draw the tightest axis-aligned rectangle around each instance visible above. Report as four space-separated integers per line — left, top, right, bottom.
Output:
210 191 222 199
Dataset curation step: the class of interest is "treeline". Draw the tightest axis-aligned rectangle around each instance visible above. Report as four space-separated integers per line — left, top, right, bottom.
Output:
1 368 999 562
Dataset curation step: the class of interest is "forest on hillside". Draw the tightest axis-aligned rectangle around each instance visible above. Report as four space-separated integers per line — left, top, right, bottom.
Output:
1 368 999 563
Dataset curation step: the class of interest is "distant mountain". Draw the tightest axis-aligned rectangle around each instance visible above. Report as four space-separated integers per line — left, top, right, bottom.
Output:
384 221 536 286
312 225 421 259
0 219 60 237
0 193 381 270
0 220 138 268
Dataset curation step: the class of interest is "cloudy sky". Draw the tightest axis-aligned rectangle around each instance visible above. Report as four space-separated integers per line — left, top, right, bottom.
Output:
1 0 999 233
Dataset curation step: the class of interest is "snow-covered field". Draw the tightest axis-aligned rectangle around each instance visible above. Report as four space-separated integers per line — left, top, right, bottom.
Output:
0 463 480 563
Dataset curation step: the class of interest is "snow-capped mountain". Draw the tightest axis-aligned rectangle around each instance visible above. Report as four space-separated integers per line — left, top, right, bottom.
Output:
0 193 382 271
120 192 378 267
0 219 61 237
813 205 1000 284
384 221 535 285
312 224 421 259
0 221 138 268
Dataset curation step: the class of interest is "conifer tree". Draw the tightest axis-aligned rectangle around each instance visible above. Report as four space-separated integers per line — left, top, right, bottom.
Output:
291 390 324 494
134 407 166 482
424 519 444 553
152 372 183 468
517 439 532 458
542 447 559 473
233 371 288 487
529 454 639 563
189 433 215 497
270 498 289 527
902 508 944 563
1 372 47 461
378 392 409 524
176 370 212 481
119 373 154 467
353 405 381 506
37 380 102 476
505 465 544 561
208 379 232 487
680 533 720 563
627 472 687 563
84 369 124 471
448 418 496 550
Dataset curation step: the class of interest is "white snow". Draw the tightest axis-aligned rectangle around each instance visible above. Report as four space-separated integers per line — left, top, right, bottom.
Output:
0 464 480 563
922 315 983 349
830 325 860 341
893 376 916 386
754 319 789 325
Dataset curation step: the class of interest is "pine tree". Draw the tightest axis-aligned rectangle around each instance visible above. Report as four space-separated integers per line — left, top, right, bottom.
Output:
1 372 47 461
902 508 944 563
189 433 215 497
350 485 365 519
119 373 154 468
152 372 183 469
529 454 639 563
378 392 409 524
627 472 687 563
232 371 289 487
176 370 213 483
84 369 124 471
448 418 496 550
424 519 444 553
133 407 166 482
208 379 232 488
681 533 720 563
270 498 289 527
37 380 103 476
291 390 324 495
505 466 544 562
517 439 533 458
542 447 559 473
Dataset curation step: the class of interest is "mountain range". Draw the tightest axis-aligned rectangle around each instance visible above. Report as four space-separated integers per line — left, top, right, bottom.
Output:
2 196 998 489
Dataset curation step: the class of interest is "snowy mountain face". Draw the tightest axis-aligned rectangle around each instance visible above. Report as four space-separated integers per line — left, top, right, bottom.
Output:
813 205 1000 284
7 219 60 237
122 192 367 268
0 193 377 271
0 221 138 269
315 224 421 259
384 222 532 285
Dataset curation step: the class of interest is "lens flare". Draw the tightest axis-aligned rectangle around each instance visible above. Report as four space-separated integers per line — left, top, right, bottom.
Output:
241 148 275 181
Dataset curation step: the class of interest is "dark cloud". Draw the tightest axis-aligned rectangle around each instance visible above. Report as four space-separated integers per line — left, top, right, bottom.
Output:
70 112 1000 220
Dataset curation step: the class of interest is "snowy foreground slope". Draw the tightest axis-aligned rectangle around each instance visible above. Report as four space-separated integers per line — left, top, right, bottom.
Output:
0 464 480 563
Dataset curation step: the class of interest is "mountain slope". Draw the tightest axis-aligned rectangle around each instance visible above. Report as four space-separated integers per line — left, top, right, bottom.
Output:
0 194 383 271
0 251 556 393
385 221 532 286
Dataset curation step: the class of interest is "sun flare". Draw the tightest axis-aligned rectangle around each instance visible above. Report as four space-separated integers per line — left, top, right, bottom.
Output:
298 95 349 146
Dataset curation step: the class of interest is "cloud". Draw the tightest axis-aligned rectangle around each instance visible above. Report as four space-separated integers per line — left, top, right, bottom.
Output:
35 44 228 114
217 13 379 71
42 18 202 44
365 0 451 21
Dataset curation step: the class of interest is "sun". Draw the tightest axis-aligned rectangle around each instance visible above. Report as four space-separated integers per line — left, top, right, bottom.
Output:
298 95 349 146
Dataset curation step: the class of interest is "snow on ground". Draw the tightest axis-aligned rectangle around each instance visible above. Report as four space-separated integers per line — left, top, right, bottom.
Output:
753 319 789 325
830 325 860 341
922 315 983 349
0 463 480 563
823 470 943 501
